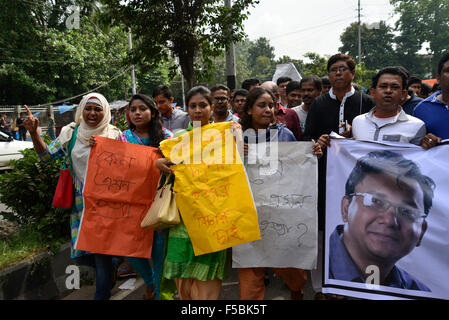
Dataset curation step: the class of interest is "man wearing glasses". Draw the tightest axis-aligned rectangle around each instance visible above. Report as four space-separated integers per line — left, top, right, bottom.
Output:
210 84 240 123
328 150 435 291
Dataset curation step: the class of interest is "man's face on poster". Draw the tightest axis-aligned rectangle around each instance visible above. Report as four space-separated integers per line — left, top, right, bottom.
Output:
341 172 428 264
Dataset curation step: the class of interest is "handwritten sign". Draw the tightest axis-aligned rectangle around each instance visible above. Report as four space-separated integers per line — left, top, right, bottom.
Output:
75 137 161 258
160 122 260 256
232 142 318 269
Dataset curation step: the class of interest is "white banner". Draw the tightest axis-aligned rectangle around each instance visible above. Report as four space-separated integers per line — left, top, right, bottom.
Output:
272 63 302 83
232 142 318 269
323 139 449 300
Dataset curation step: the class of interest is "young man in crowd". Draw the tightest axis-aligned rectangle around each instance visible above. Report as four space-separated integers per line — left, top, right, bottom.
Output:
276 76 293 107
284 81 302 109
153 85 190 133
210 84 240 123
231 89 248 118
292 75 322 133
401 72 423 115
407 76 422 97
260 81 302 141
414 52 449 146
321 76 331 95
241 78 261 92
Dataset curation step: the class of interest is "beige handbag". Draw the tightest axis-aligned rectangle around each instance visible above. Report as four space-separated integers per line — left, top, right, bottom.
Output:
141 174 180 230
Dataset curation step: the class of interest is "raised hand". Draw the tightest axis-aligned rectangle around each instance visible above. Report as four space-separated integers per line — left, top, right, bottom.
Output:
22 105 39 133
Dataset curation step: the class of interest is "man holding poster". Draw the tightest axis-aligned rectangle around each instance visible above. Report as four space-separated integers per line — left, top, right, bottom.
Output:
328 150 434 292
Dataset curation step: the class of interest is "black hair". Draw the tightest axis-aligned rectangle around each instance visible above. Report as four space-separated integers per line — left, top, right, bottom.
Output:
152 85 173 99
407 76 422 88
421 82 431 96
327 53 356 72
345 151 435 215
300 75 322 91
276 77 292 86
372 66 408 89
321 76 331 86
431 83 440 93
232 89 249 101
286 80 302 95
240 87 275 130
241 78 261 91
210 84 230 95
437 52 449 75
397 66 410 80
128 94 165 148
185 85 213 107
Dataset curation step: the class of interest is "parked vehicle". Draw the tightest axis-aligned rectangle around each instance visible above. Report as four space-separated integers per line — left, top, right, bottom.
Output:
0 131 33 171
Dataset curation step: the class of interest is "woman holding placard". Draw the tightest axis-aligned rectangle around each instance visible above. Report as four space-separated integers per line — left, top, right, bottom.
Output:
238 87 322 300
23 93 122 300
156 85 242 300
119 93 173 300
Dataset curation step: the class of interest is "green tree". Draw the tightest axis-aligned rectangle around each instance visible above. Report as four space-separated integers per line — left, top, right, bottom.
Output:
303 52 328 77
102 0 259 89
339 21 396 70
245 37 276 81
391 0 449 77
0 1 132 105
353 62 377 90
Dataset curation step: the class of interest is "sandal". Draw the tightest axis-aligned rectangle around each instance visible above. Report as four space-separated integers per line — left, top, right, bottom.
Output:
117 262 137 278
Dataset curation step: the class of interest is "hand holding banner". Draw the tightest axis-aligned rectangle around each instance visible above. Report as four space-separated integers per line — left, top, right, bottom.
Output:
160 122 261 256
76 137 161 258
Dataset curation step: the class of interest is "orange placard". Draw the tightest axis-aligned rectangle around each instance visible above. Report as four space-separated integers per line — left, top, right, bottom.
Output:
75 137 161 258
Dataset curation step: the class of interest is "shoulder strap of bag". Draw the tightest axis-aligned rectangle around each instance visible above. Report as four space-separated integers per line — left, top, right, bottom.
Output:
63 125 79 176
158 173 175 189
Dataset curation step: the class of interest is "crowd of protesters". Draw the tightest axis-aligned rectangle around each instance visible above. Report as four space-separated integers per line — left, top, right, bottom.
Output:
20 51 449 300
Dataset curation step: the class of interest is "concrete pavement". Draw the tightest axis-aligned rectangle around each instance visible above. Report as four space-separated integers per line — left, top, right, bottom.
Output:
62 268 317 300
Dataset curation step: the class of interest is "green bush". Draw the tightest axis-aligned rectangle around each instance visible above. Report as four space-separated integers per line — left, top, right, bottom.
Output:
0 148 71 242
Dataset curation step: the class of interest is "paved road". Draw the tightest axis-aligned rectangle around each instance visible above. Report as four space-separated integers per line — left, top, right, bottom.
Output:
63 268 317 300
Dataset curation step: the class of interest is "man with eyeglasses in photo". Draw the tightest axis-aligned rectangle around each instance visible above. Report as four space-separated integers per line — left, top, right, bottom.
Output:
210 84 240 123
328 150 435 291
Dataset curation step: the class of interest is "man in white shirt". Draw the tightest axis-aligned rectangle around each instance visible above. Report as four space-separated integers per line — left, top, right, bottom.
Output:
318 66 426 147
291 75 322 132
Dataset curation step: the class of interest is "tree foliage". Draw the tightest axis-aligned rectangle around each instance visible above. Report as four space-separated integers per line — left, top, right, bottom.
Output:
101 0 259 89
339 21 396 71
391 0 449 77
0 1 132 105
0 149 70 241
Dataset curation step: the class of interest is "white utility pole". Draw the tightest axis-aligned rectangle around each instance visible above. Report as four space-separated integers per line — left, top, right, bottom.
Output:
181 72 186 110
128 28 137 95
357 0 362 64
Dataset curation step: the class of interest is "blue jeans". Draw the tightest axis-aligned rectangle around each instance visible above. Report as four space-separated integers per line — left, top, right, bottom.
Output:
127 231 165 299
74 254 119 300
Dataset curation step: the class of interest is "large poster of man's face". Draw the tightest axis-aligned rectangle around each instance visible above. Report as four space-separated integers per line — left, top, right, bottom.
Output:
324 139 449 300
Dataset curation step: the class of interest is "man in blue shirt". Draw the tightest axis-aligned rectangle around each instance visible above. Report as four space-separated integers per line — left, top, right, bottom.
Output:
413 52 449 146
329 151 434 291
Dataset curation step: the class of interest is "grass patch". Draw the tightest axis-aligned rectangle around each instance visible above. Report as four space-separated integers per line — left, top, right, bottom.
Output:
0 225 68 271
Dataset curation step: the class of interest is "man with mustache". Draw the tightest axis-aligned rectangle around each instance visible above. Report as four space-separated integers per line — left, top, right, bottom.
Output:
328 150 434 291
210 84 240 123
291 75 322 132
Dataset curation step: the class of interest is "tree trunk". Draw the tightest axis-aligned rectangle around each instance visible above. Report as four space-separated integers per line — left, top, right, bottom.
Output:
178 50 196 90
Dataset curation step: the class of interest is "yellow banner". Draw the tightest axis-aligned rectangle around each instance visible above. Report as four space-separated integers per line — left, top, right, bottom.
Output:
160 122 260 256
